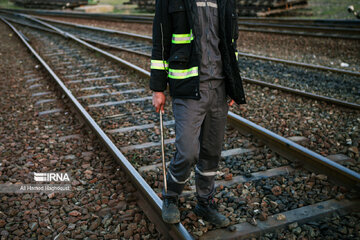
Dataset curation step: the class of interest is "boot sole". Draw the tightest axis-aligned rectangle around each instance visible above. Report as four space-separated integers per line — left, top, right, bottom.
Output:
193 209 230 228
162 215 180 224
198 217 230 228
163 218 180 224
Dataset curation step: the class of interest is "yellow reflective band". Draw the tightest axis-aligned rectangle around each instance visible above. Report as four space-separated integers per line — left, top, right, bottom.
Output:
235 52 239 61
168 67 198 79
196 1 218 8
172 30 194 44
150 60 169 70
207 2 218 8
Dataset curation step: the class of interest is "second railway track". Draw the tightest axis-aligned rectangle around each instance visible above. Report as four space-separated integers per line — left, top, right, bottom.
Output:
3 8 360 40
2 12 360 109
1 13 360 239
7 13 360 107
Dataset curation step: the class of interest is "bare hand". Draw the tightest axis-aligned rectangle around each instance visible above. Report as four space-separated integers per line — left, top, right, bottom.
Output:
152 92 166 113
228 99 235 107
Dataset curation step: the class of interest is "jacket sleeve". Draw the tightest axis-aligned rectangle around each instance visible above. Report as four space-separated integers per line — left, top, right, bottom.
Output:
149 0 172 92
232 0 239 61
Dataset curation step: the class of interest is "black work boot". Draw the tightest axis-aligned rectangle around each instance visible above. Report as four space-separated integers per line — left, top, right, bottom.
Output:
194 197 230 227
162 196 180 224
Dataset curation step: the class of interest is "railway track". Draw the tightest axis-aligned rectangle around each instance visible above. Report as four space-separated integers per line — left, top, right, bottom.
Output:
238 17 360 27
4 8 360 27
0 21 161 239
3 8 360 40
1 13 360 239
236 22 360 40
4 12 359 108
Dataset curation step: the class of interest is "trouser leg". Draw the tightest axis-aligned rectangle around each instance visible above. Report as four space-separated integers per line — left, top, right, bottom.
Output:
163 96 207 198
195 83 228 199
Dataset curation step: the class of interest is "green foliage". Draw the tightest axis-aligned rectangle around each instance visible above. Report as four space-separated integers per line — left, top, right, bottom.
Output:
304 0 360 19
0 0 20 9
99 0 139 14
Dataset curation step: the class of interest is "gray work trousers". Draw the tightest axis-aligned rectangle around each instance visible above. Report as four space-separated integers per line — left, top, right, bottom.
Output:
164 80 228 199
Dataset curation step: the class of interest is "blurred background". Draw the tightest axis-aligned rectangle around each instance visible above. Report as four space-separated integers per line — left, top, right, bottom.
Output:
0 0 359 19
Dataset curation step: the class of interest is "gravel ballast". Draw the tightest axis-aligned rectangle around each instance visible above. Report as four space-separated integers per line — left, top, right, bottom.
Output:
2 18 359 239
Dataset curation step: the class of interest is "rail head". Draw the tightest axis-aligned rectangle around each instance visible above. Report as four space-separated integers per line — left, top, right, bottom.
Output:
33 15 153 42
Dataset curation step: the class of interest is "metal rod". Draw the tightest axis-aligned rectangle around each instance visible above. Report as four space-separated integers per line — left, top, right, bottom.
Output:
160 111 167 193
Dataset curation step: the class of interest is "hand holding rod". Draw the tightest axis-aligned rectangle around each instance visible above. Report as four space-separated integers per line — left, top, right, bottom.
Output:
160 111 167 193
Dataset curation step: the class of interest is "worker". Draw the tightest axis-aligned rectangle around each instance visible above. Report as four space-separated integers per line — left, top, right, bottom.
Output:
150 0 246 227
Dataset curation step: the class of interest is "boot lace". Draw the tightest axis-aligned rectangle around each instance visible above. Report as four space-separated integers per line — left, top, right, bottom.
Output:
208 197 218 210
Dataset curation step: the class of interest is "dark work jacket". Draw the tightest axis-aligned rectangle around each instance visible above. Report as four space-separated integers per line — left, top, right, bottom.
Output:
149 0 246 104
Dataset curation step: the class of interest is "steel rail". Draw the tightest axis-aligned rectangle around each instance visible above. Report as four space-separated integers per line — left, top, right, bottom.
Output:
237 17 360 27
227 113 360 191
2 8 155 22
26 15 151 78
237 27 360 40
238 21 360 34
27 15 360 78
78 37 152 57
242 78 360 110
1 14 152 58
237 52 360 77
3 8 360 39
8 13 360 110
0 16 193 240
18 14 360 191
0 10 56 33
31 12 360 40
1 15 58 34
33 14 153 42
